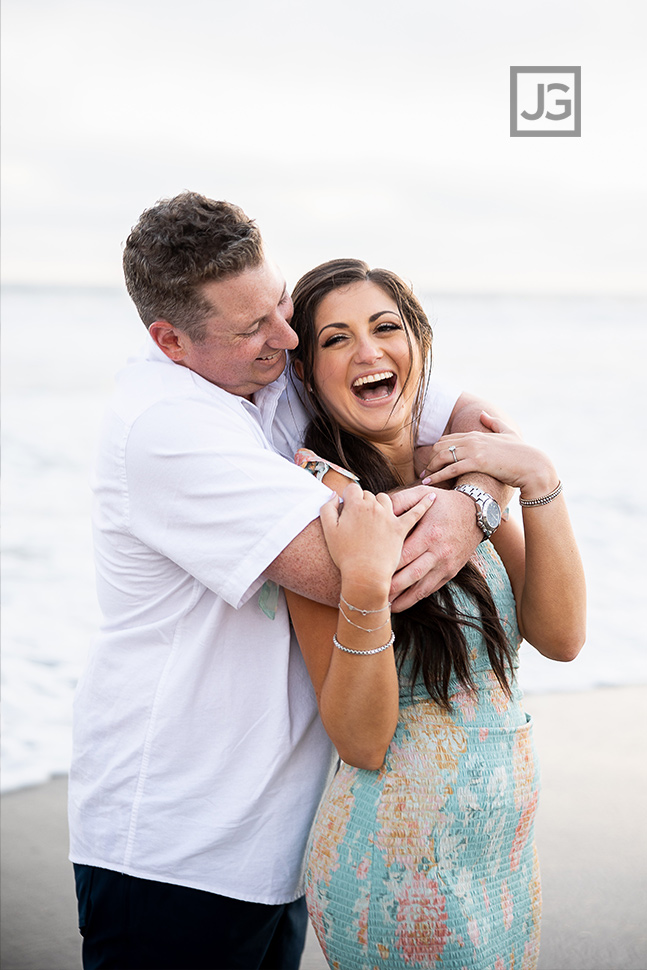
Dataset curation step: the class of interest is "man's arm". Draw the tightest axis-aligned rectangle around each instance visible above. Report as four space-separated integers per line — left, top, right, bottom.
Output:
263 466 361 606
267 391 520 612
390 393 518 611
445 391 522 437
441 391 517 508
264 517 341 607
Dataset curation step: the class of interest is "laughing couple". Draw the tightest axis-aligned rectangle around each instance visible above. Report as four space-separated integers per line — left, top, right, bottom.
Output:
69 192 585 970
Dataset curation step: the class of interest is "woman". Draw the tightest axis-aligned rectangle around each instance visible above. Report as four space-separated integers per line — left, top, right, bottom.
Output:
285 259 586 970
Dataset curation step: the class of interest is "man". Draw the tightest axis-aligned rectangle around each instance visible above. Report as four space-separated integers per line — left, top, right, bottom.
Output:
69 192 510 969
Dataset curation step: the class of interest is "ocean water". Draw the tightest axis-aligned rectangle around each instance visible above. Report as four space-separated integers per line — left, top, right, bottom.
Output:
2 286 646 793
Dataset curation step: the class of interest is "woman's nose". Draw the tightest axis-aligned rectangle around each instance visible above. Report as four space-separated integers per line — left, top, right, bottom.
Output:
354 335 382 363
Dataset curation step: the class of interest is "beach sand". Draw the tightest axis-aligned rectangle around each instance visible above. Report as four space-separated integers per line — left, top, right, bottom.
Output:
2 686 645 970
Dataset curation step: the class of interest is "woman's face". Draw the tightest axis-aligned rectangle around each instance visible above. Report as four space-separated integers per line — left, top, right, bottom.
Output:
310 280 422 444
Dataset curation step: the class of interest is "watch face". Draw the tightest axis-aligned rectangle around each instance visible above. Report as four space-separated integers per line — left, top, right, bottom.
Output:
483 500 501 530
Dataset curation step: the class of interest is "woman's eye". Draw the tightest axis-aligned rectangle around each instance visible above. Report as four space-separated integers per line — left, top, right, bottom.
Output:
376 322 402 333
322 333 347 347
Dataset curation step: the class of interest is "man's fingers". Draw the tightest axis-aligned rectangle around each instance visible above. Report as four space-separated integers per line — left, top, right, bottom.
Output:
391 585 433 612
389 551 438 604
390 564 459 610
390 568 444 611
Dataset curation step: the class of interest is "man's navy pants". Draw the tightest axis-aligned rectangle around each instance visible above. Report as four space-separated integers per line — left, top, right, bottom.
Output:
73 864 308 970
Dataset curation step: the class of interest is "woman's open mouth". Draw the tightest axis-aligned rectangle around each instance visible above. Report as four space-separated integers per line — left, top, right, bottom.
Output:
351 371 397 402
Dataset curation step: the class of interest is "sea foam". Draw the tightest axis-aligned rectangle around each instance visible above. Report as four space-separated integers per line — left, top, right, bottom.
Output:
2 287 645 792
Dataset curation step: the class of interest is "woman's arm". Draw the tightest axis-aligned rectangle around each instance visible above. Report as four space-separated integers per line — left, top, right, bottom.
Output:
286 589 399 770
286 484 435 769
422 412 586 661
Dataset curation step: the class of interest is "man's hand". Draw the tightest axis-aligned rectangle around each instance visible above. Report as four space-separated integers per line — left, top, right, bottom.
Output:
389 486 482 610
320 483 436 588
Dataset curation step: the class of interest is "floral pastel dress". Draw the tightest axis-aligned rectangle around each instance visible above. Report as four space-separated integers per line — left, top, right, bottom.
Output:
305 541 541 970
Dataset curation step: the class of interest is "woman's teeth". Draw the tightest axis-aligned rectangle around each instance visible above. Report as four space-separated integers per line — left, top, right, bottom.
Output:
351 371 396 401
352 371 394 388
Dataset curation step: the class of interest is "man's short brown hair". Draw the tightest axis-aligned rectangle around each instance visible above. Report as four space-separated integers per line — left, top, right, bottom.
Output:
123 192 264 341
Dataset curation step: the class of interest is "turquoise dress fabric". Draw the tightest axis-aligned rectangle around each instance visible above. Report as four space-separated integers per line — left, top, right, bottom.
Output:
305 541 541 970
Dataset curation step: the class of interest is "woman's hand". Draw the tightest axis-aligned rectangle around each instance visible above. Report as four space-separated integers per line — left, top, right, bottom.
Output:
420 411 559 502
319 482 435 589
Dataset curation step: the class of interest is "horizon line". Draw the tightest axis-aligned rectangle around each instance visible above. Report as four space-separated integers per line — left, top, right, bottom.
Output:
2 281 646 301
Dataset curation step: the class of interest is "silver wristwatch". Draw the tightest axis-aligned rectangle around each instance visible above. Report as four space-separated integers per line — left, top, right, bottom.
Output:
455 484 502 541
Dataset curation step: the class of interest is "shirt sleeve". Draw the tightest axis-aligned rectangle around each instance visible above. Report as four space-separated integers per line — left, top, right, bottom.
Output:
294 449 360 483
123 396 333 609
416 376 462 445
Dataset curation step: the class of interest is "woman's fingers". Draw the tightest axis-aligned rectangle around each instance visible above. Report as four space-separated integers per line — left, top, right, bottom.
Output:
418 438 479 478
479 410 513 435
319 485 436 581
419 424 521 480
385 490 436 535
375 491 394 512
422 462 472 486
419 428 554 495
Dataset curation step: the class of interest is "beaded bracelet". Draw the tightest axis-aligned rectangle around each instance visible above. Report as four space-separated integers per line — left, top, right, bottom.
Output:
519 481 563 507
333 631 395 656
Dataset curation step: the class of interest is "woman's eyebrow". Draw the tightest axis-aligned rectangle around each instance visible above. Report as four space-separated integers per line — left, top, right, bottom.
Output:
318 322 350 337
369 310 400 323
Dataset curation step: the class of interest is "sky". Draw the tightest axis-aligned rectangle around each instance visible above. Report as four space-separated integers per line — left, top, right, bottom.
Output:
2 0 646 294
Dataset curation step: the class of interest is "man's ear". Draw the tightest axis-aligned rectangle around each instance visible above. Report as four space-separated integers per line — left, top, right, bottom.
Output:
149 321 190 362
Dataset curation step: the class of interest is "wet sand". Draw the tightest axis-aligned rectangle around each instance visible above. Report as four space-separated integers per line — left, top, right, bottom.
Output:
2 686 645 970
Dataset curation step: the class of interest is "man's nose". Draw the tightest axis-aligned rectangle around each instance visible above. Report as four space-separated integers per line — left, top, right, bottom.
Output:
267 312 299 350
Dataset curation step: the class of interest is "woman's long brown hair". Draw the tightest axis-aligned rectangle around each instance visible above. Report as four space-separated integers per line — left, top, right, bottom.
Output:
290 259 515 709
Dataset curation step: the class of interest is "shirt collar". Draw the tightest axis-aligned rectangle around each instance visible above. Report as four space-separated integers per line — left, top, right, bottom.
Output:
248 371 288 439
141 333 287 437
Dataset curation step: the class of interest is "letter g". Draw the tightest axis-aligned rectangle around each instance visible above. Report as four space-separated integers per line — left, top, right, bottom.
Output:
545 82 572 121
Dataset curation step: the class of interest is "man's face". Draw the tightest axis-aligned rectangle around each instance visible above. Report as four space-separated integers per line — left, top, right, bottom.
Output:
171 258 297 399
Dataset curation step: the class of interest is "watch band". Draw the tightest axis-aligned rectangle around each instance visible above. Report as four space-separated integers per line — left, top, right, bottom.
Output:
454 484 502 540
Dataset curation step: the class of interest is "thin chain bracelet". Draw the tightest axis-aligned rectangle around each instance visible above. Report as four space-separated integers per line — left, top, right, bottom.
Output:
338 604 392 633
519 481 563 507
339 593 391 615
333 631 395 656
